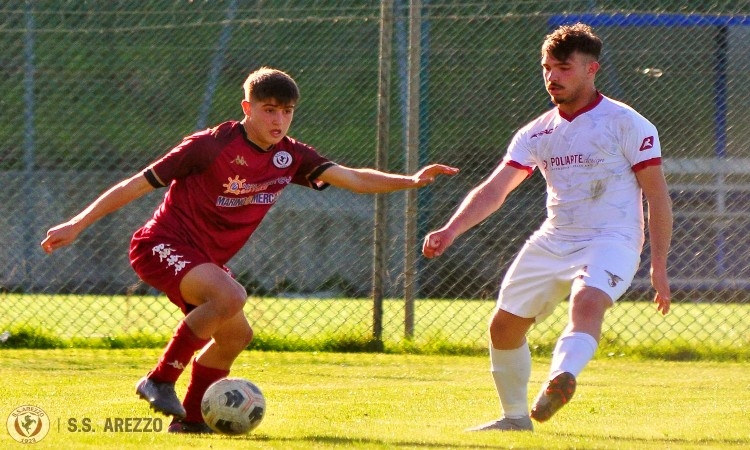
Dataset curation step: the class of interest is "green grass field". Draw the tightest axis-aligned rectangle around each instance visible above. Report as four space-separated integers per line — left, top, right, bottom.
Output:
2 294 749 361
3 295 748 447
1 349 748 449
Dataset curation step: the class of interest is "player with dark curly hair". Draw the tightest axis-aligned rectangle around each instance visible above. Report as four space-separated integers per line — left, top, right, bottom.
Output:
423 23 672 431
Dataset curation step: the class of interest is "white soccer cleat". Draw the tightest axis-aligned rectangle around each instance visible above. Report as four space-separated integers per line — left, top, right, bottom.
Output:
465 416 533 432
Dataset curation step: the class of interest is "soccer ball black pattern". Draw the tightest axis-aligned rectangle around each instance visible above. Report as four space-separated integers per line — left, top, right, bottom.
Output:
201 377 266 435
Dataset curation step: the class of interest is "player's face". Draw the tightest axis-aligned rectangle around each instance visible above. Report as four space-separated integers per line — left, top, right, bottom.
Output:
241 99 295 149
541 51 599 112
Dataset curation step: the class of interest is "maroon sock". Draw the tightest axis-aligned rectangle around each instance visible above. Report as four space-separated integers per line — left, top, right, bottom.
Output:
182 361 230 423
148 321 210 384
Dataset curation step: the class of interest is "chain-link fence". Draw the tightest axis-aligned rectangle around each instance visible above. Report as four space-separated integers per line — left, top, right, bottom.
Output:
1 1 749 353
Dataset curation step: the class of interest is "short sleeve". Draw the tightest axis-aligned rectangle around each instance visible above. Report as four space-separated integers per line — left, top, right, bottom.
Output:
504 128 536 174
146 132 220 186
621 115 662 171
289 141 335 190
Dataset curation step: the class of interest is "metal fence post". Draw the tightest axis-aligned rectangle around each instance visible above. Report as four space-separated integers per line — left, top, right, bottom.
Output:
373 0 394 343
404 0 422 339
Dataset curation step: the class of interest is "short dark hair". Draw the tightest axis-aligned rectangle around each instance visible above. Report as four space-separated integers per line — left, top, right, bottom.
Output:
542 23 602 61
243 67 300 104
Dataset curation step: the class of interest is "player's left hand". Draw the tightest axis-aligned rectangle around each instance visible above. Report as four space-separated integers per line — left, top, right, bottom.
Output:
650 267 671 315
412 164 459 187
654 291 670 315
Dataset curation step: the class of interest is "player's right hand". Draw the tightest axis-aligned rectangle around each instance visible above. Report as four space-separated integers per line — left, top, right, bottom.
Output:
41 222 79 254
422 229 455 259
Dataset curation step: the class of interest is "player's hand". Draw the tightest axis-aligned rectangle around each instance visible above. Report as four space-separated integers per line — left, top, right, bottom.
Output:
650 267 671 315
412 164 459 187
41 222 80 254
422 228 456 259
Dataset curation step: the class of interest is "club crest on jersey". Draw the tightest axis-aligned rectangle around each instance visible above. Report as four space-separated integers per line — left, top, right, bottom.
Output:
273 151 293 168
639 136 654 151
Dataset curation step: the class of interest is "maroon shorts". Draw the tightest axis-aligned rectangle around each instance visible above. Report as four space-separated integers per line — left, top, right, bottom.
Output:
130 229 221 315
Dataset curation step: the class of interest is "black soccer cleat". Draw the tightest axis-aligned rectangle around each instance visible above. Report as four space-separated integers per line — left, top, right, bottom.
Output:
530 372 576 422
168 419 214 434
135 376 187 419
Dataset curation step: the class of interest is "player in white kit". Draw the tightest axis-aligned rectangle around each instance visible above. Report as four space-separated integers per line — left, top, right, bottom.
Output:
422 23 672 431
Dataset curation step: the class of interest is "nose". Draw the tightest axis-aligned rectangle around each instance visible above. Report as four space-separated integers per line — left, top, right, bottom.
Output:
273 110 286 124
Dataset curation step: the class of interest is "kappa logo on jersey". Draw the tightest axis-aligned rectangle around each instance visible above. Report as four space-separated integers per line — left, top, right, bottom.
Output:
151 243 191 275
639 136 654 151
272 151 293 168
231 155 248 166
605 270 623 287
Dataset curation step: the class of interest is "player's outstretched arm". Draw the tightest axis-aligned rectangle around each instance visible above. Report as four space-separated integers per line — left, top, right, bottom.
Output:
422 163 527 259
41 173 154 254
316 164 459 194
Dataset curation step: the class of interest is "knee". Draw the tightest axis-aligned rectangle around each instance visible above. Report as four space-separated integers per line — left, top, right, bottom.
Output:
230 325 254 351
570 289 611 321
238 325 254 348
489 312 528 350
567 290 611 337
212 290 248 320
489 321 514 350
215 322 254 353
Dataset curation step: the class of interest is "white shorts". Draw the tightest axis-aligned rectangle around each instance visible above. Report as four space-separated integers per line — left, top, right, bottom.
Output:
497 234 640 322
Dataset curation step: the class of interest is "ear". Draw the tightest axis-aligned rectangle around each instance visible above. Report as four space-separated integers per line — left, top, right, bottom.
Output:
241 99 251 117
588 60 600 76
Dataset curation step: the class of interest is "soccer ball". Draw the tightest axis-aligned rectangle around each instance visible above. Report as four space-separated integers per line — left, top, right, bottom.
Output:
201 377 266 435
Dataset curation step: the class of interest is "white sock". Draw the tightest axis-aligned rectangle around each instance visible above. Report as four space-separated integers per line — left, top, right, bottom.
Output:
549 331 598 378
489 342 531 418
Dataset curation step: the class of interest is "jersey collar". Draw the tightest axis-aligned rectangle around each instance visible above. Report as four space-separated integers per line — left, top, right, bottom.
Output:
558 91 603 122
238 121 276 153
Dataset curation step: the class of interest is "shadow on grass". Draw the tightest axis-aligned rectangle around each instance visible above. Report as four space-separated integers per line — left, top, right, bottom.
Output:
550 430 749 447
196 433 540 449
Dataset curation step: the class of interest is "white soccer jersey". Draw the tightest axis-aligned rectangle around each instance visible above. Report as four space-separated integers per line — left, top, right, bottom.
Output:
505 93 662 252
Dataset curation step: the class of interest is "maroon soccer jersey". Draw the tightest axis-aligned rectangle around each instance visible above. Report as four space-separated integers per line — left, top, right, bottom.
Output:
137 120 334 266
